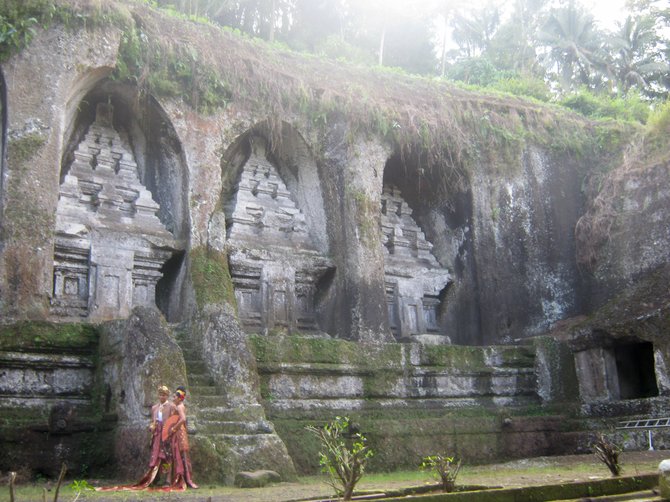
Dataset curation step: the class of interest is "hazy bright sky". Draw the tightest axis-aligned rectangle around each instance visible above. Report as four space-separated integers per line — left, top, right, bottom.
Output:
368 0 631 31
588 0 627 28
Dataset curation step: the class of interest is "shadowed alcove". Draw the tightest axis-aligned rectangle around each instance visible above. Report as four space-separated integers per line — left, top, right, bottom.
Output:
56 79 189 321
216 121 334 335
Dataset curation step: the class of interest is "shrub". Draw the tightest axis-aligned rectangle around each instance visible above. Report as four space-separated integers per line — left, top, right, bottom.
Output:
491 76 551 102
446 57 500 86
305 416 373 501
420 453 462 492
593 434 622 477
559 89 650 123
646 99 670 135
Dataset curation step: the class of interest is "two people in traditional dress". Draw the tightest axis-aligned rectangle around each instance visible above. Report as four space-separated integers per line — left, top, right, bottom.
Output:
97 385 197 492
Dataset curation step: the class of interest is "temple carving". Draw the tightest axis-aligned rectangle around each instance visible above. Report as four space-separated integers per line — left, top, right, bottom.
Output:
51 103 179 319
226 136 333 334
381 185 451 341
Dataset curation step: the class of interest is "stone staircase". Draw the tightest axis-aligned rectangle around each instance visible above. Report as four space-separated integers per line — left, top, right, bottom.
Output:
172 326 294 476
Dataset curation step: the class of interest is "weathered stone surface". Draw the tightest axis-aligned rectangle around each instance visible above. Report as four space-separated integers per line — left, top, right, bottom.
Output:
254 337 538 411
53 103 180 320
99 307 186 423
190 303 297 479
2 2 670 478
98 307 186 476
234 469 281 488
224 135 334 335
381 185 451 340
660 459 670 499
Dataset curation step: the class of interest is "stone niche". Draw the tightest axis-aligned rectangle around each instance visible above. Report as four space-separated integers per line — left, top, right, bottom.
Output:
51 103 180 320
381 185 451 342
225 135 333 334
574 340 660 402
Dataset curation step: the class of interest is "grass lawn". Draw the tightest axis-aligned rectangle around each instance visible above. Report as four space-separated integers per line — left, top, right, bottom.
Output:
6 451 667 501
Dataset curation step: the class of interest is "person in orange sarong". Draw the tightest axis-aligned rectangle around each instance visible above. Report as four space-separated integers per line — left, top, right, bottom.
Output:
164 386 198 490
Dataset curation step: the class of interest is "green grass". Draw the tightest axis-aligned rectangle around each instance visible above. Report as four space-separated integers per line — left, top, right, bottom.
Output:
7 452 665 501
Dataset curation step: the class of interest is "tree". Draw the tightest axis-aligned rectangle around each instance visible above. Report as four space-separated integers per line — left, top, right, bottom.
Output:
450 2 501 59
537 1 606 91
346 0 408 67
287 0 346 52
487 0 546 76
382 16 438 74
605 14 666 95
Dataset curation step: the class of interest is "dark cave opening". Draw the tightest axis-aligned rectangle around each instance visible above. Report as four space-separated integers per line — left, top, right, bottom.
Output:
615 341 659 400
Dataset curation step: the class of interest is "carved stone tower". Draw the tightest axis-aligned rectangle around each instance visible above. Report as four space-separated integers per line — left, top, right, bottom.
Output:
226 136 333 334
381 185 451 341
52 103 179 319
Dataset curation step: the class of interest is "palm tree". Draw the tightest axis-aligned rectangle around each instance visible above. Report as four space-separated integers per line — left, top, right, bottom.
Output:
450 2 501 59
537 1 606 91
606 14 666 95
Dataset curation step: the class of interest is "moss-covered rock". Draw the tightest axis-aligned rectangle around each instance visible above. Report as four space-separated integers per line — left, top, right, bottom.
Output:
189 247 237 309
0 321 98 351
98 307 186 476
190 435 232 484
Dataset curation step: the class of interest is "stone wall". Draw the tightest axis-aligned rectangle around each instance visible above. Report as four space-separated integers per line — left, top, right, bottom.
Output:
248 335 584 472
0 322 114 476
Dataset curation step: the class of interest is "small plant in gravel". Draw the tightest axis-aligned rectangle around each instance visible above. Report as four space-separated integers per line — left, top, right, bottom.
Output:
593 434 622 477
306 416 373 501
420 453 462 492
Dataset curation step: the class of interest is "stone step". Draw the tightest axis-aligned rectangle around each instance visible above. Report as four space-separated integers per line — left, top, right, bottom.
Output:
185 367 209 378
183 360 208 374
180 348 200 359
175 334 193 343
195 420 274 435
189 394 228 408
206 433 285 450
195 405 266 422
188 374 216 387
189 385 219 397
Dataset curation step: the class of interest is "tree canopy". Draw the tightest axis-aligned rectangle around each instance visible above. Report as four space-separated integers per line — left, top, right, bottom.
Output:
152 0 669 112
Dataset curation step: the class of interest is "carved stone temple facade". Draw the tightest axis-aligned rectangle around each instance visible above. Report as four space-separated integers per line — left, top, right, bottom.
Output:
51 103 179 320
225 136 333 334
381 185 451 342
4 4 670 483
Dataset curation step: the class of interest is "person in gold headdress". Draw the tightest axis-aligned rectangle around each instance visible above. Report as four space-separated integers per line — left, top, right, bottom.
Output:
96 385 174 491
164 386 198 490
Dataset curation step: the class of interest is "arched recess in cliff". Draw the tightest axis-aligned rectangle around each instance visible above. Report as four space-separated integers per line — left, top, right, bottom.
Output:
381 150 481 345
215 120 335 335
59 77 189 322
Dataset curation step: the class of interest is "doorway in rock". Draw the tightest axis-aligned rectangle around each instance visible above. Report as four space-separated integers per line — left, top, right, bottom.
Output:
614 341 659 399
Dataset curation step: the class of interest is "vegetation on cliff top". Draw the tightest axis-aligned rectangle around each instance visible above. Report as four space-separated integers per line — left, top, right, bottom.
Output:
1 0 645 196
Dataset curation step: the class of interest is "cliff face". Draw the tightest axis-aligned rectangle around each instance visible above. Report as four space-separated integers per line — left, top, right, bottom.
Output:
1 0 669 478
0 3 610 344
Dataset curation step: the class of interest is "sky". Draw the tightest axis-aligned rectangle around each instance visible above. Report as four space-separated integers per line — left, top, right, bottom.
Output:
588 0 627 29
369 0 632 30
